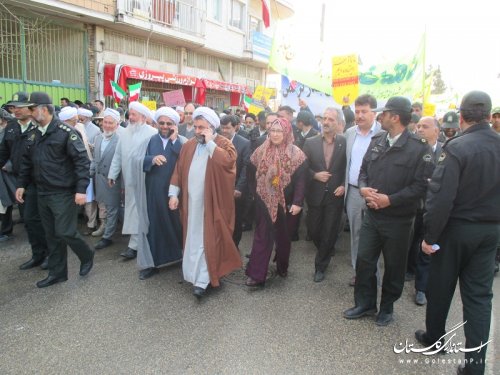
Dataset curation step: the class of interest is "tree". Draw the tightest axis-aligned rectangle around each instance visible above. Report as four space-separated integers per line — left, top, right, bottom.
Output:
430 65 447 95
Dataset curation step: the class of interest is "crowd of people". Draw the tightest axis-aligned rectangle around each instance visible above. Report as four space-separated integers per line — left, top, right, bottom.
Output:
1 89 499 375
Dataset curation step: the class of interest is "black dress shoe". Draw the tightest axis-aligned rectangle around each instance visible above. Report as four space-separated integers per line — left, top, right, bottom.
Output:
95 238 113 250
343 305 377 319
19 257 44 270
193 286 206 299
414 329 446 353
79 253 94 276
314 270 325 283
120 247 137 259
139 267 158 280
40 257 49 270
375 312 393 326
245 277 265 287
36 275 68 288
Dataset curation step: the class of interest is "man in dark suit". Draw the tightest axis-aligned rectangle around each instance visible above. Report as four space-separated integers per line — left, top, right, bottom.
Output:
409 116 442 305
294 110 318 149
178 102 196 139
303 107 347 282
90 109 122 250
220 115 250 247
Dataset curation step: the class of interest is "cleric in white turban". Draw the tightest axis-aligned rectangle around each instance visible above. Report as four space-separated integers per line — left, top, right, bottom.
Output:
129 101 152 121
193 107 220 129
154 106 180 126
103 108 121 124
59 106 78 121
77 108 93 119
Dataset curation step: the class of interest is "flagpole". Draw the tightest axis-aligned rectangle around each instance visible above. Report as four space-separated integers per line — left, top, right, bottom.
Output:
422 27 427 103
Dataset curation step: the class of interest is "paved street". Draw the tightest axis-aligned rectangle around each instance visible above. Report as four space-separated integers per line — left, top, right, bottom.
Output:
1 216 498 375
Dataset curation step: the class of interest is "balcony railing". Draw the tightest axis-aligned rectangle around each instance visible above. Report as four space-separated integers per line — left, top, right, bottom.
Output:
118 0 205 38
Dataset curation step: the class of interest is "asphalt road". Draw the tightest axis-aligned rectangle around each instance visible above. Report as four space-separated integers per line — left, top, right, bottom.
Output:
0 215 498 374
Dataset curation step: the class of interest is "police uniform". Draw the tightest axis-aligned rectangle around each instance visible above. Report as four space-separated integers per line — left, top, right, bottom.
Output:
421 91 500 374
0 115 48 266
17 92 94 286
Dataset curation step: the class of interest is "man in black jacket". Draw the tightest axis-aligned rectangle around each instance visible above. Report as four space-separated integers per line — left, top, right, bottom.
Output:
343 96 433 326
220 115 250 247
0 92 48 269
15 92 94 288
416 91 500 375
303 107 346 282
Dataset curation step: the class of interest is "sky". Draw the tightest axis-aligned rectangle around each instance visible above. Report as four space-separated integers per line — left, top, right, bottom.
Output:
284 0 500 104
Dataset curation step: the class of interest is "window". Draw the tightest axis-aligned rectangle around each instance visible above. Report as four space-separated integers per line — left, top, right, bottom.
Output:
249 16 260 33
229 0 245 30
207 0 222 23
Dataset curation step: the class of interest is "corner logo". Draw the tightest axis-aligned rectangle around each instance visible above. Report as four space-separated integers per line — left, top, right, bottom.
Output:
394 321 491 355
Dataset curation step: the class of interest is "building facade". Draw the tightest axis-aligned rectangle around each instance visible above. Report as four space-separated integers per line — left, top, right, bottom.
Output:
0 0 293 110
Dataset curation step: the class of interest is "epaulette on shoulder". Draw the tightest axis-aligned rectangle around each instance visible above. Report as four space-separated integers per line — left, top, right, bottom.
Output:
58 123 72 133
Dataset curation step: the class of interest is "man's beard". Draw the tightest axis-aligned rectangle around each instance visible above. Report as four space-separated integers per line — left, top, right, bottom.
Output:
195 134 205 144
103 130 115 138
128 121 142 133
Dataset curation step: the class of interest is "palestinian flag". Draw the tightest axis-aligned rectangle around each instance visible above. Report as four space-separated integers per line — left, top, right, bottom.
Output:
128 82 142 102
110 80 126 103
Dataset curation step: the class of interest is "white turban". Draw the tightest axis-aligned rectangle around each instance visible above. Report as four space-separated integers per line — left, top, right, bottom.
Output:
77 108 93 118
103 108 120 124
175 106 184 113
129 101 152 120
154 106 180 125
59 106 78 121
193 107 220 129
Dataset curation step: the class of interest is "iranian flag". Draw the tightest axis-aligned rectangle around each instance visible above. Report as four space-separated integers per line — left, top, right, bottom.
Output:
128 82 142 102
243 94 252 111
110 80 126 103
262 0 271 28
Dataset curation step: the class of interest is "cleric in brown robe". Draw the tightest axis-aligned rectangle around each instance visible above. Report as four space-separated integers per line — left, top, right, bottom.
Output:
169 107 242 299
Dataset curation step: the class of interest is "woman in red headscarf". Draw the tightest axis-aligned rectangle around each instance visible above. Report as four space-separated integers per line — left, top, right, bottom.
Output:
245 117 307 287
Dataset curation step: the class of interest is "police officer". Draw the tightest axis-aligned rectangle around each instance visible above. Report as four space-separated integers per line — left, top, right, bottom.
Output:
0 92 48 269
15 92 94 288
343 96 433 326
415 91 500 375
439 110 460 142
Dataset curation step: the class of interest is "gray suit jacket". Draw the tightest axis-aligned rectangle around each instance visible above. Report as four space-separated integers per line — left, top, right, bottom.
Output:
90 133 121 206
344 122 382 198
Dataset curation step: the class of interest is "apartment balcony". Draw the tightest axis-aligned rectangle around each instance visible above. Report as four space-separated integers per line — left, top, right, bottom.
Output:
116 0 205 43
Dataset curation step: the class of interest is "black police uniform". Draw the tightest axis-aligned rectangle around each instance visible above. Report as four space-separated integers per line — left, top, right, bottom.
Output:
355 129 433 314
423 123 500 374
0 119 48 262
17 117 94 279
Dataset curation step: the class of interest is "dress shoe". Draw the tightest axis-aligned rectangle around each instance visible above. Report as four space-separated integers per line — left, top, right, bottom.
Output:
375 312 393 326
83 226 97 236
313 270 325 283
95 238 113 250
415 329 447 355
120 247 137 259
79 253 94 276
36 275 68 288
349 276 356 287
0 234 12 242
242 223 252 232
40 256 49 270
415 290 427 306
405 272 415 281
343 305 377 319
192 286 206 299
139 267 158 280
245 277 265 287
19 257 44 270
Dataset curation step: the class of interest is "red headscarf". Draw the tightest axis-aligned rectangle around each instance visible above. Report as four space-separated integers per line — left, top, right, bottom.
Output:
251 118 306 223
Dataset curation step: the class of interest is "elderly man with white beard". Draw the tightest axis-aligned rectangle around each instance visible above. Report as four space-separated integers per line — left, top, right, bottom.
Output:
108 102 157 260
90 109 122 251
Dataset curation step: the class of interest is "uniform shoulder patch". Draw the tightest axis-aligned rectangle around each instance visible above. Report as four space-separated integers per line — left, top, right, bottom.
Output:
423 154 432 162
70 133 78 141
438 152 446 163
421 138 427 143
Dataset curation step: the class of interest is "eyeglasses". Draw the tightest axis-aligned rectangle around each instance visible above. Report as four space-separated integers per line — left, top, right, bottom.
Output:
158 121 174 126
184 112 193 115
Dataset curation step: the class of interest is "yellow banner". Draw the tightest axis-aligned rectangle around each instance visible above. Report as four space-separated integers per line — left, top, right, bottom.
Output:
141 100 157 111
248 86 276 115
332 54 359 106
423 102 436 116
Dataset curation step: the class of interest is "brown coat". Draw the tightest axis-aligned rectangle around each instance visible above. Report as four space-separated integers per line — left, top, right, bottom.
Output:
171 135 242 287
